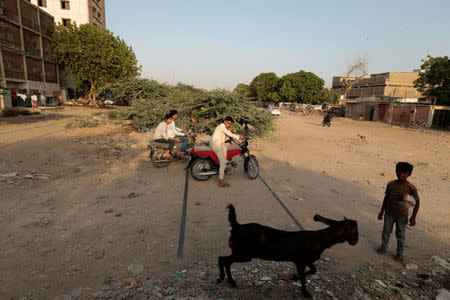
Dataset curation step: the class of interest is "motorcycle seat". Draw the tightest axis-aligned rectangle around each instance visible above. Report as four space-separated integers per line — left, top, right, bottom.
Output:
149 141 183 150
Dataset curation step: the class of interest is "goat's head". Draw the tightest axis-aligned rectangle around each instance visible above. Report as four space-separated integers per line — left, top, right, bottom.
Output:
314 215 359 246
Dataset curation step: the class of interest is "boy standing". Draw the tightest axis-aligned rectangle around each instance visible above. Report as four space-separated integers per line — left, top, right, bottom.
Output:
377 162 420 262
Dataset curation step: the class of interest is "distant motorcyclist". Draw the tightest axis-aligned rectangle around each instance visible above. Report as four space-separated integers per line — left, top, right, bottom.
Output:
323 111 333 126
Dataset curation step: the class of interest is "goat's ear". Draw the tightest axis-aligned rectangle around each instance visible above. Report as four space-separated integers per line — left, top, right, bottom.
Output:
314 214 338 225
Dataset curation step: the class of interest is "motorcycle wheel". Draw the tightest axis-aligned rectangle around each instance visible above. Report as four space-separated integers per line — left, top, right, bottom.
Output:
150 149 170 168
190 158 213 181
246 156 259 179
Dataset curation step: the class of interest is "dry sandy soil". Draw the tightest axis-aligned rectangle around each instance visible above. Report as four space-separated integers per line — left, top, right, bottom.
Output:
0 107 449 299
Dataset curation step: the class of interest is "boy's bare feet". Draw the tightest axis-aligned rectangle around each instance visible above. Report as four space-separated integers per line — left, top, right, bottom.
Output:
393 254 404 263
218 180 230 187
376 247 386 255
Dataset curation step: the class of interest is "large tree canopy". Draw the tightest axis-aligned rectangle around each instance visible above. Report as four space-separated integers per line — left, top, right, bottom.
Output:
51 24 140 106
278 70 324 103
233 83 250 98
319 88 339 104
414 55 450 105
249 72 280 102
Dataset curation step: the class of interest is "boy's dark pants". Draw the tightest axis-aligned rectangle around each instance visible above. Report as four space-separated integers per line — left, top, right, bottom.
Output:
381 212 408 255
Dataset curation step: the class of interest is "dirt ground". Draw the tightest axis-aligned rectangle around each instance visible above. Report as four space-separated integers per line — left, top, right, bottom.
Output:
0 107 449 300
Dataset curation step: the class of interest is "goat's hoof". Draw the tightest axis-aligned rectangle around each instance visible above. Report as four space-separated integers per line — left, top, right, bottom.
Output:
302 290 312 298
229 280 237 288
216 278 224 284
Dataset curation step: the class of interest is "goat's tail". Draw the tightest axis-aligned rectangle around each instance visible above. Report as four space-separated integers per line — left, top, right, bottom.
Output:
226 204 239 228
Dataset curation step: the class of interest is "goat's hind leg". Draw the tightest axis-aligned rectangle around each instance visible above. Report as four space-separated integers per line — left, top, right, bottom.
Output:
217 255 251 287
294 262 312 298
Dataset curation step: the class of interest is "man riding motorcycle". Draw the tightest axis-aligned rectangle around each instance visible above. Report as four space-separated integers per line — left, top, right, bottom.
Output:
211 116 243 187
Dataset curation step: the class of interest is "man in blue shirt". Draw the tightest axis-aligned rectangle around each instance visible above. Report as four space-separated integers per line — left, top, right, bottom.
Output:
169 110 189 154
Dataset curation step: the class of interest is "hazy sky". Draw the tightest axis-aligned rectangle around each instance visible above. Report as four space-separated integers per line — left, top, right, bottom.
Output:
106 0 450 90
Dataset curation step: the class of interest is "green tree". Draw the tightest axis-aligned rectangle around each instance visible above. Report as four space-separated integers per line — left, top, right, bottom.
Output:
249 72 280 102
278 70 324 104
318 88 339 104
414 55 450 105
51 24 140 107
233 83 250 98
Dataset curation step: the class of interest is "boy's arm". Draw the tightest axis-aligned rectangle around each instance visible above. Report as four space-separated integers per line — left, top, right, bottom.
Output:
378 184 390 220
378 194 388 220
409 189 420 226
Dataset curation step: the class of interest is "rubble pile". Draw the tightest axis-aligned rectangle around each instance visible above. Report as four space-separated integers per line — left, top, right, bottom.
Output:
76 256 448 299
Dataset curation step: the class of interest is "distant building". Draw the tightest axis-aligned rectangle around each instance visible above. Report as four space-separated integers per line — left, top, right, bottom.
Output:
332 72 423 102
29 0 105 28
1 0 59 108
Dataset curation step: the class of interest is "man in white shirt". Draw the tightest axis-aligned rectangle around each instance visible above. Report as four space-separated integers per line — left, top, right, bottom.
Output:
211 116 242 187
154 114 181 159
168 110 188 154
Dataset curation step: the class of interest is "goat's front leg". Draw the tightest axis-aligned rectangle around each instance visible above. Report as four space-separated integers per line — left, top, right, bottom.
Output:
295 262 311 298
289 263 316 280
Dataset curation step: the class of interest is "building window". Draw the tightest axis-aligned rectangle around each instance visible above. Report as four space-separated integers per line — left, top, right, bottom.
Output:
60 1 70 10
38 0 47 7
62 18 70 26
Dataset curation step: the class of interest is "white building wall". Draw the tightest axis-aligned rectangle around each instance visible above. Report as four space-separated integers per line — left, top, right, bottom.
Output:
30 0 90 26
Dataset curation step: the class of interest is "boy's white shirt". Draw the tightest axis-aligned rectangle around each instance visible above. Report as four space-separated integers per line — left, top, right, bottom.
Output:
211 123 240 148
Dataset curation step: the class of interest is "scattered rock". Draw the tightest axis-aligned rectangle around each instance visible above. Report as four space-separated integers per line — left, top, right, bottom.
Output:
128 264 144 275
115 213 122 217
436 289 450 300
261 276 271 281
405 264 419 271
375 279 387 288
431 256 449 269
286 161 296 168
54 225 66 231
0 171 18 178
94 249 105 260
198 271 208 281
104 209 114 213
24 173 52 180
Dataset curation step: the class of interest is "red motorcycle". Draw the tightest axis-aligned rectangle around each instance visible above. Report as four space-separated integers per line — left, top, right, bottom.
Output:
187 139 259 181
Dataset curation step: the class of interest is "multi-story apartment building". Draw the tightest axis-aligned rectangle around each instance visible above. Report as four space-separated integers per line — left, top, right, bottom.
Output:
29 0 105 28
332 72 423 101
0 0 59 108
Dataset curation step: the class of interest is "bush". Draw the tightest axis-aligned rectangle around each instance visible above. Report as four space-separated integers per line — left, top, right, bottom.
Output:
101 78 274 136
2 108 40 117
109 90 273 136
65 118 98 129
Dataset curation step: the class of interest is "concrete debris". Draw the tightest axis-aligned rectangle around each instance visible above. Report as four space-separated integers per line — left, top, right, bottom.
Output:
127 264 144 275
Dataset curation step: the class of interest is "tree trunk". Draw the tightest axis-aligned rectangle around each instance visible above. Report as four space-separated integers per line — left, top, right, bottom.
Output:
89 82 99 108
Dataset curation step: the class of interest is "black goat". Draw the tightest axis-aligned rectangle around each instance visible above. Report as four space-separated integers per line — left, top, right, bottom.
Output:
217 204 358 298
